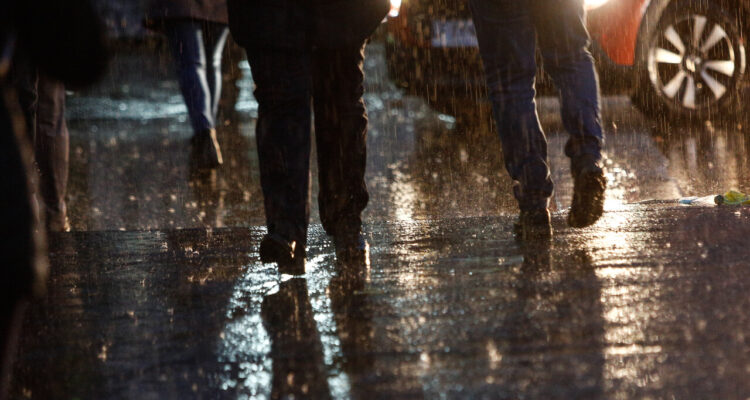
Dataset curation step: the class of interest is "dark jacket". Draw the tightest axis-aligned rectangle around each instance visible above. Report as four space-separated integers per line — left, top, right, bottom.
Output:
227 0 389 49
146 0 229 27
6 0 108 88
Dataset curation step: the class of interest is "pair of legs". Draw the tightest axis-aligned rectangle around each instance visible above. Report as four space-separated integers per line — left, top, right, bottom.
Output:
0 85 45 400
246 43 370 251
12 55 70 232
469 0 604 212
164 20 229 134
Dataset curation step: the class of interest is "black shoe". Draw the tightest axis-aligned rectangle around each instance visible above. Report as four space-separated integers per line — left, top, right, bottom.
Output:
259 233 305 275
513 208 552 241
47 213 71 232
190 128 223 169
332 227 369 260
568 160 607 228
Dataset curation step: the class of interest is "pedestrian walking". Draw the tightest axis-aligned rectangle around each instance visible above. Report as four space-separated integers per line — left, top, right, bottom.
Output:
469 0 608 240
227 0 390 273
145 0 229 169
0 43 45 400
0 0 107 397
10 57 71 232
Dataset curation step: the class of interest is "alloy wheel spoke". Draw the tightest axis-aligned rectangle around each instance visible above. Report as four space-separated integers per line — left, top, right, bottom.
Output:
700 70 728 99
654 48 683 64
663 70 687 98
692 15 708 47
700 24 728 53
651 16 738 109
704 60 735 76
682 76 696 108
665 26 686 54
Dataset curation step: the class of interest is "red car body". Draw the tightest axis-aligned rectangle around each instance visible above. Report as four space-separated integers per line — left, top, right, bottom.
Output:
588 0 650 66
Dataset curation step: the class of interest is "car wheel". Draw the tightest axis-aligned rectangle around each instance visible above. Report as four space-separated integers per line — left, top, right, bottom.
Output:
633 0 745 121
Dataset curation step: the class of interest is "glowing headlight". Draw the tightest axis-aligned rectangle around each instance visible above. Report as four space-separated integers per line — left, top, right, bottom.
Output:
584 0 611 10
389 0 402 17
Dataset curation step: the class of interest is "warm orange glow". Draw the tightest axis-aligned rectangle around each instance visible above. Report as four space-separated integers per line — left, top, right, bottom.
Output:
389 0 402 17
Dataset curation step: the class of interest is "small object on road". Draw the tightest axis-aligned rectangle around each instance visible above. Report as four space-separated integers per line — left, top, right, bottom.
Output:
677 195 716 206
714 190 750 206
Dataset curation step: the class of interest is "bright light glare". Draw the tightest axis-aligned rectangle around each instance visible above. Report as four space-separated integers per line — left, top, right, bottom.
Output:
389 0 402 17
584 0 611 10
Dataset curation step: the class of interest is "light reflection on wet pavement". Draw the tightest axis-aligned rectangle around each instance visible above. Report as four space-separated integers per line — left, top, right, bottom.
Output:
9 43 750 398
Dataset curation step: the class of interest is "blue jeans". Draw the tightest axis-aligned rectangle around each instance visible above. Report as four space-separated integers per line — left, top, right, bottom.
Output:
469 0 604 210
165 21 229 133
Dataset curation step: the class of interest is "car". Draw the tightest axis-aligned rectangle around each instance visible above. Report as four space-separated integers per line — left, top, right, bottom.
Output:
385 0 748 122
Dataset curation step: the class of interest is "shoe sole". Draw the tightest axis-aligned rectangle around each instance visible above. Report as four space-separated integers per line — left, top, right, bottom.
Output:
568 168 607 228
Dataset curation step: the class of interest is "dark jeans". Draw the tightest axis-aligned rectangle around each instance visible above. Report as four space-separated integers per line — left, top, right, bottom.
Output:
246 44 370 244
12 55 69 231
165 20 229 133
469 0 604 210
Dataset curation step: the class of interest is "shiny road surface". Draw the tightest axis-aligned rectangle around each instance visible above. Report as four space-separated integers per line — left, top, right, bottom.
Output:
8 42 750 399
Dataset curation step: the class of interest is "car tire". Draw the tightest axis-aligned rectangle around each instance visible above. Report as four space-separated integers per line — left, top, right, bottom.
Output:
632 0 746 122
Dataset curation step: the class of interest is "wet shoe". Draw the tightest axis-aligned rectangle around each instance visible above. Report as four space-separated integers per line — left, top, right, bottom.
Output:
259 233 305 275
190 128 223 169
568 159 607 228
513 208 552 241
332 226 369 261
47 214 71 232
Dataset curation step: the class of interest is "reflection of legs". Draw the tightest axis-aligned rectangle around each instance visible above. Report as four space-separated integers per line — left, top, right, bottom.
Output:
201 23 230 125
532 0 603 163
261 279 331 399
509 244 605 395
312 44 369 236
469 0 552 211
248 50 312 247
328 257 374 396
35 76 69 231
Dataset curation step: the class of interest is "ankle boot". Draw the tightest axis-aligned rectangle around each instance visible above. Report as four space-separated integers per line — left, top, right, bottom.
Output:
190 128 223 169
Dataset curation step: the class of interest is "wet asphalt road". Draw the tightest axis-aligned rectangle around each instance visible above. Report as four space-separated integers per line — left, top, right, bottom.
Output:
9 42 750 399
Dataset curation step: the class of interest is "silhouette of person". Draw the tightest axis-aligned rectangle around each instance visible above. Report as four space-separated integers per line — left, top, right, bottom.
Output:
227 0 389 273
496 241 606 397
261 278 332 399
261 253 374 399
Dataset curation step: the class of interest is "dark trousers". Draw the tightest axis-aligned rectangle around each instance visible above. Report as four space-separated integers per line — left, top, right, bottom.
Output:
469 0 604 210
12 56 69 230
164 20 229 133
246 44 370 244
0 85 44 399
